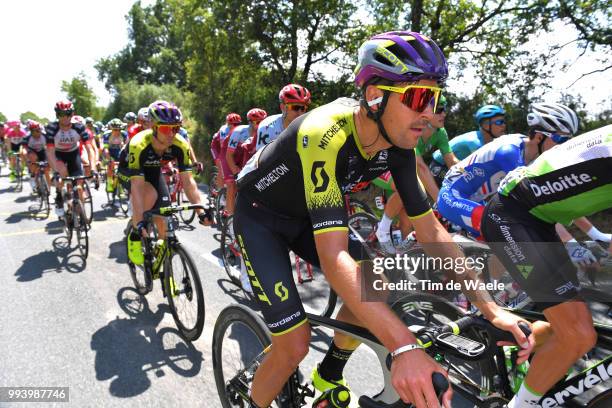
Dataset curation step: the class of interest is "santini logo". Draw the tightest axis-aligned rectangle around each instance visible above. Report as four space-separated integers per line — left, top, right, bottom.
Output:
530 173 593 197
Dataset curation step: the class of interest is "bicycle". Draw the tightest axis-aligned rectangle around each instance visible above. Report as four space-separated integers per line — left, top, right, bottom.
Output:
31 161 51 218
212 295 542 408
219 214 337 318
60 175 93 259
102 161 129 215
395 292 612 407
125 204 206 341
9 151 24 191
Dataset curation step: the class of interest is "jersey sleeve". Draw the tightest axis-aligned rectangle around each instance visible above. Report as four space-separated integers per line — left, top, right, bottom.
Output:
44 124 57 147
436 128 452 155
389 148 431 219
127 141 145 178
297 122 347 235
75 123 90 142
495 143 524 173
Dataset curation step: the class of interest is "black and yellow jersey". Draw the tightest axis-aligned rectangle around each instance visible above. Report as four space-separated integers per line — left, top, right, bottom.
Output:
237 98 430 235
125 129 192 179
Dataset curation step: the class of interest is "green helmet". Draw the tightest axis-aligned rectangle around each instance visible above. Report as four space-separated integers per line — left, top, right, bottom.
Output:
108 118 123 130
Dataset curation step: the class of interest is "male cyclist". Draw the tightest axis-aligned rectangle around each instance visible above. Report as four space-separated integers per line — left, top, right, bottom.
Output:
124 100 210 265
23 121 51 191
102 118 128 194
255 83 311 152
5 120 27 181
235 31 533 408
217 113 242 216
124 112 137 133
481 124 612 408
430 104 506 186
45 101 95 217
128 108 151 139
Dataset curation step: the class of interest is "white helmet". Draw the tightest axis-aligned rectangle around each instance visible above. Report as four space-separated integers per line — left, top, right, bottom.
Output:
137 107 149 121
526 102 579 135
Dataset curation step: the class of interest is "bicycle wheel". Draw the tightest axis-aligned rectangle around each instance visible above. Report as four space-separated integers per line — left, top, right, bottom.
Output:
82 181 93 226
116 182 130 215
38 177 50 218
348 197 375 216
15 159 23 191
391 293 497 406
125 224 153 295
212 304 294 408
220 216 242 287
348 212 379 247
74 203 89 258
164 243 205 341
215 188 227 226
293 255 337 318
177 188 196 224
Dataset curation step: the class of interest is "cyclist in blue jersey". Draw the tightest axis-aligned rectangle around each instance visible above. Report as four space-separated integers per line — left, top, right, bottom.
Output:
429 104 506 185
437 102 608 267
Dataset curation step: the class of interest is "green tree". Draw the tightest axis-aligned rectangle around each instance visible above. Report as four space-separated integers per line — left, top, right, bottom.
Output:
0 112 7 123
20 112 50 125
61 73 99 117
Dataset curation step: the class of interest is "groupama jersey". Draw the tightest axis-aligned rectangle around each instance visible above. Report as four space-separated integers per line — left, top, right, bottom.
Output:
45 121 90 153
437 134 526 235
499 125 612 225
432 130 484 165
237 98 430 235
255 114 284 152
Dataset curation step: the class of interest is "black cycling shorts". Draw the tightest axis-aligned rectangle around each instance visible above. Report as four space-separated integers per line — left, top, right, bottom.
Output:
55 150 83 177
28 149 46 162
233 193 367 335
481 194 580 311
108 147 121 161
10 142 21 153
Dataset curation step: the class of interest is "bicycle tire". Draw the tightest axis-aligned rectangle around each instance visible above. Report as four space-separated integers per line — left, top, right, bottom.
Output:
38 176 50 218
82 181 93 226
125 224 153 295
177 189 196 224
293 256 338 318
63 205 73 245
212 304 294 408
220 215 242 287
390 293 497 406
75 203 89 258
586 388 612 408
164 243 205 341
348 212 379 246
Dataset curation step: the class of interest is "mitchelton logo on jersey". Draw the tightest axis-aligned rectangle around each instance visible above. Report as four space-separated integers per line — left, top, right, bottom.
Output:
530 173 594 197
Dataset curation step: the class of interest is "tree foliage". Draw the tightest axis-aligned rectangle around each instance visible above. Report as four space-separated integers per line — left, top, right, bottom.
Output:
0 112 7 123
95 0 610 163
20 112 49 125
61 73 105 119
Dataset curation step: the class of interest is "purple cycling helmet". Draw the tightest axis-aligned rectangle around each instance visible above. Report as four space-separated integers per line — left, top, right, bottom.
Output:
148 100 183 125
354 31 448 87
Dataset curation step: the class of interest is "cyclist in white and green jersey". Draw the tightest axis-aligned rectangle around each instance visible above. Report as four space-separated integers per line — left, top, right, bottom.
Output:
481 124 612 408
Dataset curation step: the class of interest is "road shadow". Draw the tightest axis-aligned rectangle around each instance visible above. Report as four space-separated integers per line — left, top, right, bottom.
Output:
109 237 128 265
45 220 64 235
91 289 203 398
216 278 254 308
15 194 35 203
14 238 86 281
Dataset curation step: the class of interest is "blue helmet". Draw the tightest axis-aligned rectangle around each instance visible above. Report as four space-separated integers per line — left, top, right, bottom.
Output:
474 105 505 124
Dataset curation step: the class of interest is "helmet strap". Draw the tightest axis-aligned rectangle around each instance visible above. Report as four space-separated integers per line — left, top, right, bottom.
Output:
362 91 394 146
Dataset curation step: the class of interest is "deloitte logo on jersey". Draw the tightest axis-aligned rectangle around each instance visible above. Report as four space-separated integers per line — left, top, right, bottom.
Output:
530 173 593 197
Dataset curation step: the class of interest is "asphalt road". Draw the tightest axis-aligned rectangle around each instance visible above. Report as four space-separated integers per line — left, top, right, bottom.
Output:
0 172 385 408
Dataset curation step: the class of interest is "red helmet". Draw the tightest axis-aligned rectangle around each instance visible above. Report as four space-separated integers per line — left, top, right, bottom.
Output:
279 84 311 105
247 108 267 122
28 121 42 131
54 100 74 115
226 113 242 125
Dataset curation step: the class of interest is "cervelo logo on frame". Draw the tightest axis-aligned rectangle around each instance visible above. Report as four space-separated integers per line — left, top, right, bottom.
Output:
530 173 594 197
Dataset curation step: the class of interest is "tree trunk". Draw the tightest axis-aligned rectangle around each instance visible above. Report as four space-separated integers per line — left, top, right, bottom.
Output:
410 0 424 32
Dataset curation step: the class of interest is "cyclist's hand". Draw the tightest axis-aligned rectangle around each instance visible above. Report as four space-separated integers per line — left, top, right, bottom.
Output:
194 162 204 175
490 309 535 364
566 239 598 268
391 349 451 408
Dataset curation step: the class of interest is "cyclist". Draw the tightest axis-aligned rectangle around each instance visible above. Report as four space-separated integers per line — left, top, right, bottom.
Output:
429 104 506 186
23 121 51 191
5 120 27 181
83 117 101 177
375 94 459 254
0 122 6 161
124 100 210 265
124 112 137 132
234 31 533 408
45 100 95 217
102 118 128 194
255 83 311 152
128 107 151 139
217 113 242 216
481 124 612 408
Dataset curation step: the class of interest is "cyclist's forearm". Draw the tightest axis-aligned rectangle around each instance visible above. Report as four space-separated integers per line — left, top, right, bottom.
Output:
416 157 439 201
